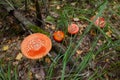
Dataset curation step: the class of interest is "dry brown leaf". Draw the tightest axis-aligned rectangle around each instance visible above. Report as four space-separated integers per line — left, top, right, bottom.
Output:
56 5 61 9
8 40 12 44
50 12 59 18
16 53 23 60
45 57 51 64
71 2 76 6
78 24 87 34
97 40 103 46
90 29 96 36
106 30 112 37
104 74 109 80
51 25 56 30
73 18 79 22
28 71 33 80
76 50 83 55
13 61 19 65
2 45 9 51
29 6 36 12
105 59 109 62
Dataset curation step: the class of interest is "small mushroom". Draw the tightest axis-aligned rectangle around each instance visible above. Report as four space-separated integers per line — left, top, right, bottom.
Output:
91 16 106 28
68 23 79 34
21 33 52 59
53 31 65 42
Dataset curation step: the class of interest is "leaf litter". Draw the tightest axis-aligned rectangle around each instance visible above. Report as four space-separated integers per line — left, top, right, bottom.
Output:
0 0 120 80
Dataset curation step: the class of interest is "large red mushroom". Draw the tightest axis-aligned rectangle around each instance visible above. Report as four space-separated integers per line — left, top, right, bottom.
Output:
21 33 52 59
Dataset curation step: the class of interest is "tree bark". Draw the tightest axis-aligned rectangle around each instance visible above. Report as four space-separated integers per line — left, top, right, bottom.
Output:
34 0 44 27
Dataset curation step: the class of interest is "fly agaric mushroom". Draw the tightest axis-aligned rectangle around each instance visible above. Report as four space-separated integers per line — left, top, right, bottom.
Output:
91 16 106 28
53 31 65 42
68 23 79 34
21 33 52 59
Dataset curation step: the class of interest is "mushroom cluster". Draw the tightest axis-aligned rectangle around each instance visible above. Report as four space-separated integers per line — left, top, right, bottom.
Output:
21 16 105 59
21 16 106 59
52 23 79 42
20 23 80 59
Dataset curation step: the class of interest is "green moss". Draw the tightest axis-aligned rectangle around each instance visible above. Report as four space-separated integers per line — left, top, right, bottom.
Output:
45 16 55 23
28 24 50 36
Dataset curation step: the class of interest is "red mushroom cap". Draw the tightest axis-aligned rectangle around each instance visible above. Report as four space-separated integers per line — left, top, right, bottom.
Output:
68 23 79 34
53 31 65 42
91 16 106 28
21 33 52 59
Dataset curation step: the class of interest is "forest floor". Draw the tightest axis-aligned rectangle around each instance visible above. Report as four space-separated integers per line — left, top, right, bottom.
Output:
0 0 120 80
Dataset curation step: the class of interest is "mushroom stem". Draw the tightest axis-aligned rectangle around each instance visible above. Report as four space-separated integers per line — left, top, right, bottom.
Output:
47 53 52 57
47 53 56 63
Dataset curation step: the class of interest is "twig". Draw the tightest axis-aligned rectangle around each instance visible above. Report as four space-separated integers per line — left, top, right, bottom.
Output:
34 0 44 27
25 0 28 12
4 0 15 9
42 0 49 16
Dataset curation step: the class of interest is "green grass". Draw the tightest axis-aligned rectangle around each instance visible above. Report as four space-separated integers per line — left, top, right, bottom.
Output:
47 0 120 80
0 61 18 80
60 1 108 80
0 0 120 80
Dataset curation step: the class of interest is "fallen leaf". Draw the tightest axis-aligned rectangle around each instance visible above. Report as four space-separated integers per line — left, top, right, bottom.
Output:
50 12 59 18
29 6 36 12
97 40 103 46
73 18 79 21
78 24 87 34
8 40 12 44
104 74 109 80
76 50 83 55
71 2 76 6
16 53 23 60
45 57 51 64
56 5 61 9
2 45 9 51
51 25 56 30
106 29 112 37
90 29 96 36
13 61 19 65
105 59 109 62
28 71 33 80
